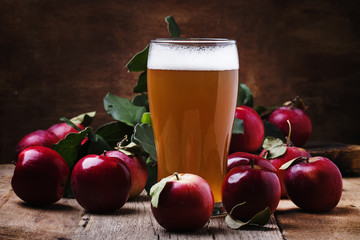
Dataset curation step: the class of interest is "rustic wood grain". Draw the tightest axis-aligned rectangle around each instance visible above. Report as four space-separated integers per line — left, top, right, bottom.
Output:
1 163 360 239
151 209 282 240
0 195 83 240
276 178 360 240
73 195 156 240
73 190 283 239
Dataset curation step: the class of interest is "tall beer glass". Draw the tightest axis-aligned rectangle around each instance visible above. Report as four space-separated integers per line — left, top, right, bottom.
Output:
147 39 239 208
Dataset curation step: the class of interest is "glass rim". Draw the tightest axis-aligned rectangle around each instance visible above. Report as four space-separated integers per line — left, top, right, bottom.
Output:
150 38 236 44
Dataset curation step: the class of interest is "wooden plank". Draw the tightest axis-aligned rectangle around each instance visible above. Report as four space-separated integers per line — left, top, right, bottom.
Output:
305 142 360 175
0 196 83 240
152 213 282 240
275 178 360 240
73 191 283 240
73 195 156 240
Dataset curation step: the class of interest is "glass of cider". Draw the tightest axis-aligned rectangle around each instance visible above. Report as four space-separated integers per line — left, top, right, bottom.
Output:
147 39 239 215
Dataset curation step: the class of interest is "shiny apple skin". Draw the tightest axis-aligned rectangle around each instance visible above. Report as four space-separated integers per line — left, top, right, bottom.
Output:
151 173 214 232
15 130 59 155
262 146 311 198
222 165 281 222
105 151 148 199
284 156 342 212
11 146 69 205
48 122 85 140
268 106 312 147
71 154 131 212
230 106 265 153
227 152 276 173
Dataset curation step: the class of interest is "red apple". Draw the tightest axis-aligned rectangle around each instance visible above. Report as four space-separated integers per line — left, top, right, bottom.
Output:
150 173 214 231
222 162 281 222
261 137 311 198
230 106 264 153
16 130 59 155
283 156 342 212
11 146 69 206
48 122 85 140
71 154 131 212
227 152 276 173
104 150 148 199
267 97 312 147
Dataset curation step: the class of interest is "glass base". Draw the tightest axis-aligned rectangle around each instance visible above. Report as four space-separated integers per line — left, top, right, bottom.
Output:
212 202 227 218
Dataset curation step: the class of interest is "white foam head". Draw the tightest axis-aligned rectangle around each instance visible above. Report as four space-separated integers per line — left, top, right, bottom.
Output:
147 39 239 71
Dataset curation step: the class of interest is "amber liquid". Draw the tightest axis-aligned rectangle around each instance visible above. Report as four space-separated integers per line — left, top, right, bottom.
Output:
147 69 238 203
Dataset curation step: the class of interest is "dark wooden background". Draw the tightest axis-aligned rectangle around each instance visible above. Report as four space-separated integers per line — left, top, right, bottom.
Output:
1 0 359 164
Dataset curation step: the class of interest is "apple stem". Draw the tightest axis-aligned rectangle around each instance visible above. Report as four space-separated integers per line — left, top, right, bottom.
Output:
286 120 292 146
11 160 16 166
174 172 180 180
251 159 254 169
117 135 129 148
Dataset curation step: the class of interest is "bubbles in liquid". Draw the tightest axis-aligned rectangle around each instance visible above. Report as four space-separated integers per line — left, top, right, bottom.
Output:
148 40 239 71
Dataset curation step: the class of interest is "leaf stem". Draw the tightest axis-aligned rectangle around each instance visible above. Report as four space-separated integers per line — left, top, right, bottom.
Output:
229 201 246 217
286 120 292 146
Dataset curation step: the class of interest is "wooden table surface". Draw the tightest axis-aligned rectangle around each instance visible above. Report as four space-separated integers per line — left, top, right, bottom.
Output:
0 164 359 240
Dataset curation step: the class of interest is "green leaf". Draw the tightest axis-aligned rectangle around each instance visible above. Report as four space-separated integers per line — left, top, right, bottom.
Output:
141 112 152 125
116 142 144 156
225 207 271 229
279 156 307 170
126 45 149 72
263 120 285 142
165 16 181 38
60 117 82 131
150 174 177 208
249 207 272 225
87 131 112 155
95 121 134 149
262 136 287 159
53 127 91 168
237 83 254 107
232 118 244 134
133 123 157 161
104 93 146 127
132 93 149 111
70 111 96 127
262 136 283 149
145 158 158 194
150 178 167 208
133 71 147 93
